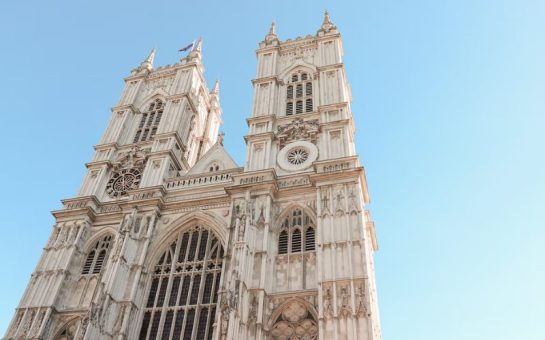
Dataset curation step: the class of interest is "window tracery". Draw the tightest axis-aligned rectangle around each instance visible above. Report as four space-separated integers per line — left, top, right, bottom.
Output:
278 208 316 255
81 235 113 275
270 301 318 340
286 72 313 116
134 99 164 143
138 226 224 340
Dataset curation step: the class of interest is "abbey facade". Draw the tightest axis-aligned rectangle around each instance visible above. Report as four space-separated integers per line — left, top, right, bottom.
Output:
5 12 381 340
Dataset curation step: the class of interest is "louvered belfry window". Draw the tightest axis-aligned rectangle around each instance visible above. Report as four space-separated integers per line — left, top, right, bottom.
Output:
134 99 164 143
286 72 314 116
81 235 113 275
277 208 316 254
139 226 224 340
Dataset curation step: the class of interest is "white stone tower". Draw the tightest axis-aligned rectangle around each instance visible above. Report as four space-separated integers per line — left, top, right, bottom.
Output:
4 12 380 340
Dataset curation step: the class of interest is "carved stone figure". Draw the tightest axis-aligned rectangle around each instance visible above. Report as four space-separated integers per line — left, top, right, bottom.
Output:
339 287 351 316
356 284 368 317
276 118 320 147
323 288 333 318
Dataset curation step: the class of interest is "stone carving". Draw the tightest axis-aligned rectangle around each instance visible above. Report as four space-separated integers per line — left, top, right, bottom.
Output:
219 289 239 340
21 310 34 337
339 286 351 317
323 288 333 318
276 118 320 147
348 186 360 214
270 301 318 340
334 187 345 215
248 295 258 325
356 284 368 317
321 188 331 217
112 146 148 172
106 147 148 198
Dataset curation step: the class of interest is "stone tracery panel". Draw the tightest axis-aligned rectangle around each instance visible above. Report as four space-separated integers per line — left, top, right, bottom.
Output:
138 225 224 340
270 301 318 340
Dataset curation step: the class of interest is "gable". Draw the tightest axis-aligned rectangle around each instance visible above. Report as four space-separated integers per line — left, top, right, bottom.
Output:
186 143 239 175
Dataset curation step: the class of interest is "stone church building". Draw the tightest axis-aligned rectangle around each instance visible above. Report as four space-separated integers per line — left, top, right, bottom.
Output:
5 12 381 340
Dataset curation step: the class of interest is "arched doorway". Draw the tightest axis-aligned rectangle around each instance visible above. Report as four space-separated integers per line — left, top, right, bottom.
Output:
138 225 224 340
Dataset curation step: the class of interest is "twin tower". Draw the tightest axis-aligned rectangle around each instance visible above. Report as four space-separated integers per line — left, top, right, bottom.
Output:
5 12 382 340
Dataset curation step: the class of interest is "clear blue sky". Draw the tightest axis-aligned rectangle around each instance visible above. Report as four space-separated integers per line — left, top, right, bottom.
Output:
1 1 544 338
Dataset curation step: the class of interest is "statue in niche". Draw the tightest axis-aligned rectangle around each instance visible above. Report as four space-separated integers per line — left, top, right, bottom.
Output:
335 188 345 214
339 287 351 316
321 188 331 216
356 284 368 317
323 287 333 317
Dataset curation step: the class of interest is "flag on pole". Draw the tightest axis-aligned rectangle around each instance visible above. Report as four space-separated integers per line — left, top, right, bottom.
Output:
178 42 194 52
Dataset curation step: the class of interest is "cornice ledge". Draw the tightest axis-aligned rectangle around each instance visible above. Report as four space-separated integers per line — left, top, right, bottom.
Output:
243 132 274 142
251 76 280 85
246 114 276 125
110 104 138 113
85 160 111 169
93 142 119 151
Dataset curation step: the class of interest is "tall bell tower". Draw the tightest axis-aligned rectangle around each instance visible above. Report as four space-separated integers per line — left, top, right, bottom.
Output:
221 11 381 340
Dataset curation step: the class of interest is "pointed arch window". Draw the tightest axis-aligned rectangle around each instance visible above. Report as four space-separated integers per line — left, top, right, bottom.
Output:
277 208 316 254
134 98 164 143
139 226 224 340
286 72 314 116
81 235 113 275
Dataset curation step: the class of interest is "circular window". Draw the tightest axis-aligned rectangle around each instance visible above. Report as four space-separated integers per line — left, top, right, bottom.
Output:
106 168 141 198
287 147 309 165
277 141 318 171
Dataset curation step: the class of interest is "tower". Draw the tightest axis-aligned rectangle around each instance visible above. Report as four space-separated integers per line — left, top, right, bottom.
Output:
4 12 380 340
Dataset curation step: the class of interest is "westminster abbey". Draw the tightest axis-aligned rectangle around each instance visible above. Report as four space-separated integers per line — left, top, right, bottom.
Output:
5 12 382 340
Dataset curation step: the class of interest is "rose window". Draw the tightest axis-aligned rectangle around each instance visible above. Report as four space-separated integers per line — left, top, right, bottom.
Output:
287 147 309 165
106 168 142 198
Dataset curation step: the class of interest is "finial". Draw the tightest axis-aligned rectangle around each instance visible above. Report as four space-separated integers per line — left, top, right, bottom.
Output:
323 10 331 25
186 37 203 61
133 48 155 74
193 37 203 52
212 80 220 94
269 21 276 35
263 20 279 46
318 10 336 34
217 132 225 145
144 48 156 65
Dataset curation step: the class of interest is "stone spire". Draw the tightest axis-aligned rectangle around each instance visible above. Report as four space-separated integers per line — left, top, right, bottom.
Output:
263 21 279 46
210 80 220 109
318 10 337 35
269 21 276 35
187 37 203 61
132 48 155 75
211 79 220 95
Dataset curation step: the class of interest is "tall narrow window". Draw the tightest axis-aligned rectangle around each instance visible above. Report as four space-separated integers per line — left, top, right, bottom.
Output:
277 208 316 254
286 72 314 116
139 226 224 340
278 230 288 254
81 235 113 275
296 101 303 114
306 99 313 113
134 99 164 143
286 102 293 116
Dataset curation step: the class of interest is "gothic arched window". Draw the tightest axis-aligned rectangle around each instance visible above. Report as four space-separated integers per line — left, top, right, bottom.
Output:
277 208 316 254
139 226 224 340
286 72 314 116
134 98 164 143
81 235 113 275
